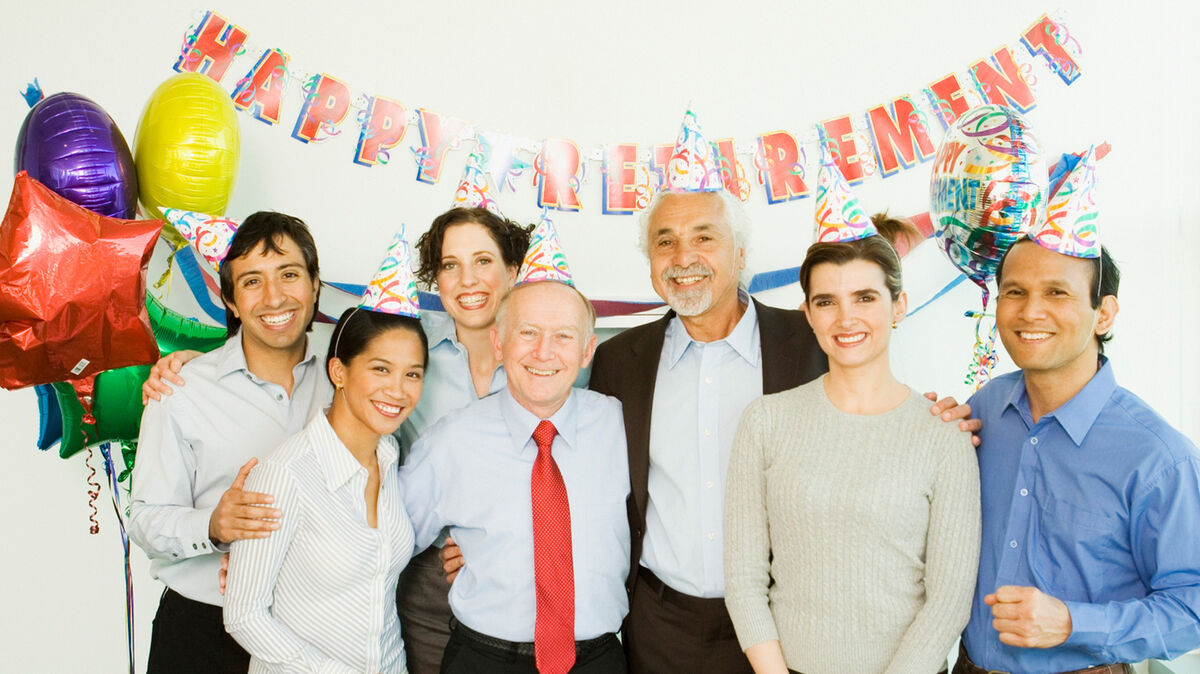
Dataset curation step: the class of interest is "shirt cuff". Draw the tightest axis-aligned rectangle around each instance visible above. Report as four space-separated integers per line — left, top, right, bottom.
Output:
1062 600 1107 651
187 506 219 558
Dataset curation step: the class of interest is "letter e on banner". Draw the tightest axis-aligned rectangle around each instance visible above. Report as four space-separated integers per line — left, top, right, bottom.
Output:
926 74 972 129
291 74 351 143
866 96 935 177
354 96 408 167
414 109 467 184
174 11 248 83
1021 14 1082 84
232 49 290 126
820 116 865 184
602 143 638 214
757 131 809 203
971 47 1037 113
536 139 583 212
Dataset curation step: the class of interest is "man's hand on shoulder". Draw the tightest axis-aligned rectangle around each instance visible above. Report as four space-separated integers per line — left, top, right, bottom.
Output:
141 349 202 404
208 458 281 545
985 585 1072 648
441 536 464 584
925 391 982 447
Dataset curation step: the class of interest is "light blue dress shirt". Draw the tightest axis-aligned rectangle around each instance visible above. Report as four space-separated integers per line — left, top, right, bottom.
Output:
399 387 631 642
642 296 762 598
130 329 333 606
964 359 1200 672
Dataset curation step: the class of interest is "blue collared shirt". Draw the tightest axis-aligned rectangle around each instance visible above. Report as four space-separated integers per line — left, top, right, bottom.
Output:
399 387 631 642
642 294 762 598
964 359 1200 672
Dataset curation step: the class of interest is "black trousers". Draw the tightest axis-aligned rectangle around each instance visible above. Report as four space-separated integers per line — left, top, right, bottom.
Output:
440 623 626 674
146 588 250 674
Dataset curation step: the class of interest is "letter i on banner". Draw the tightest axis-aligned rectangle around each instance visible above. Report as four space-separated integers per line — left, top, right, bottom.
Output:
413 109 467 184
1020 14 1082 84
820 116 865 184
354 96 408 167
602 144 639 214
924 73 972 130
866 96 936 177
292 74 351 143
174 11 248 83
970 47 1037 113
757 131 809 203
536 139 583 212
231 49 290 126
714 138 748 200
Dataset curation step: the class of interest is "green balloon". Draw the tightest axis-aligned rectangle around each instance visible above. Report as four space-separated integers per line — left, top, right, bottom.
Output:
53 295 227 458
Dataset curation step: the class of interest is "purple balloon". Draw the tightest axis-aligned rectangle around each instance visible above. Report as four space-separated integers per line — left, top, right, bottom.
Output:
15 93 138 219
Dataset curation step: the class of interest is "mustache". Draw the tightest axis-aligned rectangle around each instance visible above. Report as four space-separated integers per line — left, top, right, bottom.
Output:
661 262 713 282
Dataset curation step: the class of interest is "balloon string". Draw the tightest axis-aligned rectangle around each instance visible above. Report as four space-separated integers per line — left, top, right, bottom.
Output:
963 304 999 390
84 446 101 535
100 442 136 674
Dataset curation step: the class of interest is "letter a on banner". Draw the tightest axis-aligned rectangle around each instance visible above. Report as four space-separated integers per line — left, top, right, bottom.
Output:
354 96 408 167
232 49 290 126
292 74 351 143
757 131 809 203
535 139 583 212
175 11 248 83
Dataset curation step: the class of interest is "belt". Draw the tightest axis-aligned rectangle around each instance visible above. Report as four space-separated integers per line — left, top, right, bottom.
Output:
955 643 1132 674
637 566 726 613
449 617 615 660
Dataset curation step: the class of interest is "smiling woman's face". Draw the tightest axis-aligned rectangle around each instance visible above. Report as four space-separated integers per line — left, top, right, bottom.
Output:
435 222 518 331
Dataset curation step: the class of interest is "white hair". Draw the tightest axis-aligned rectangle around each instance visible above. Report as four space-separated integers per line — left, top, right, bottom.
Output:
637 188 752 287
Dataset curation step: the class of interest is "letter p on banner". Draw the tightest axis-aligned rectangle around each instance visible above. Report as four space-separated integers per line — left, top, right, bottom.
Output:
174 11 248 83
291 74 351 144
354 96 408 167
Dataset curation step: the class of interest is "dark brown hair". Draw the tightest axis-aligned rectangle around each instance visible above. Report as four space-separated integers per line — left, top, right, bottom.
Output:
414 207 533 289
326 307 429 386
799 212 918 302
219 211 320 337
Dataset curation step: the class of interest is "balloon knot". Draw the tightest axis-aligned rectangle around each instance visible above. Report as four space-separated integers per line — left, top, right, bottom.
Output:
21 78 43 108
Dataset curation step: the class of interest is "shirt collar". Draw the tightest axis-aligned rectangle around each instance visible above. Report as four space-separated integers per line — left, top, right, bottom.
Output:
663 289 760 369
421 311 460 350
499 386 579 457
308 411 399 491
1006 357 1118 446
214 328 322 380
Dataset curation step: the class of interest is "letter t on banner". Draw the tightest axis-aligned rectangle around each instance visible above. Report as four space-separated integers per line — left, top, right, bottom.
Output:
174 11 248 83
536 139 583 212
1021 14 1082 84
291 74 351 143
354 96 408 167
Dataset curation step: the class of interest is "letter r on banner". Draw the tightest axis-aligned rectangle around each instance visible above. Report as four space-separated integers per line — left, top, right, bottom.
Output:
354 96 408 167
291 74 350 144
174 11 248 83
231 49 289 126
536 139 583 212
757 131 809 203
602 143 639 214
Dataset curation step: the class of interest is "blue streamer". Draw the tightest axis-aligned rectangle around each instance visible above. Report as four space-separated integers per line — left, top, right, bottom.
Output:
99 442 135 674
21 78 43 107
173 247 227 325
906 275 967 318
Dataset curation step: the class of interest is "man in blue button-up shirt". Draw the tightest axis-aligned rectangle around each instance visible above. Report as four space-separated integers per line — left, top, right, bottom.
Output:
958 239 1200 674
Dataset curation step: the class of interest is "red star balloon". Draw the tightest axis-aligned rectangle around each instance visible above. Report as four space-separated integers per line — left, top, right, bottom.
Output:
0 171 161 390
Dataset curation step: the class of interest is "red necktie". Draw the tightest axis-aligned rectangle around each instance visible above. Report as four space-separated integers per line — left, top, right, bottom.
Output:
531 419 575 674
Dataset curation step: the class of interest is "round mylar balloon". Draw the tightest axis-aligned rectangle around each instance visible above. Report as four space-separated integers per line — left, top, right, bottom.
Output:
134 73 240 227
15 92 139 219
929 104 1046 289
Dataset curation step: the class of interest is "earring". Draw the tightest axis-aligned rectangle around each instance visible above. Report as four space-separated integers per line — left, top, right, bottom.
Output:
892 321 898 329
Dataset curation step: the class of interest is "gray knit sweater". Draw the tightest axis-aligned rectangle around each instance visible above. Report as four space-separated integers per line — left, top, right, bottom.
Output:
724 377 980 674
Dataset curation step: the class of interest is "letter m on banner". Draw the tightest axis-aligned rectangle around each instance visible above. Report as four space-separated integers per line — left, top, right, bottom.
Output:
174 11 248 83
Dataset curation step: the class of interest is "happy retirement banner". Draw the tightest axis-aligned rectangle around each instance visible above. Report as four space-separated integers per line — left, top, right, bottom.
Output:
171 10 1084 215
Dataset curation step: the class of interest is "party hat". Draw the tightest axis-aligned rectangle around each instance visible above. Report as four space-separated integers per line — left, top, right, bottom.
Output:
1029 146 1100 258
813 143 877 243
516 211 573 285
164 208 240 270
664 108 721 192
360 227 421 317
452 144 502 214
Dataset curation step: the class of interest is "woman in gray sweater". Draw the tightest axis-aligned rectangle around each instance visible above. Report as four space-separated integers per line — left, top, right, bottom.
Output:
724 214 980 674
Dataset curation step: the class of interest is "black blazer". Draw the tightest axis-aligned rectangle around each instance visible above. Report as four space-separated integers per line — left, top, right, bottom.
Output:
588 298 828 595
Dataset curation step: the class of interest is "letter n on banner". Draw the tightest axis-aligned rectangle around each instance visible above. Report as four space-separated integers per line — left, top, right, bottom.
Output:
291 74 350 143
757 131 809 203
866 96 935 177
925 74 973 130
536 139 583 212
970 47 1037 113
1020 14 1082 84
414 110 467 184
354 96 408 167
174 11 248 83
602 143 638 214
231 49 289 126
820 116 865 184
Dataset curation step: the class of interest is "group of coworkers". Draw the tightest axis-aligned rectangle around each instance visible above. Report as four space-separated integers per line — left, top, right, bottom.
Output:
127 184 1200 673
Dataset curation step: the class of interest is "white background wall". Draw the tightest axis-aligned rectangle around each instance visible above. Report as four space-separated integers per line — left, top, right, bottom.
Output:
0 1 1196 671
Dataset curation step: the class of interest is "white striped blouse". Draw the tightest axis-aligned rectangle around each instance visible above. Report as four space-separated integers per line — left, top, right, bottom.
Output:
224 412 414 674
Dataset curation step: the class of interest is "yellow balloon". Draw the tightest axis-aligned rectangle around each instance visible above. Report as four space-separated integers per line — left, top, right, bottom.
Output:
134 73 240 226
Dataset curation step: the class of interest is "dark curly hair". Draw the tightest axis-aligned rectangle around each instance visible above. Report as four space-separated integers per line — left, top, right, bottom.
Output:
414 207 533 289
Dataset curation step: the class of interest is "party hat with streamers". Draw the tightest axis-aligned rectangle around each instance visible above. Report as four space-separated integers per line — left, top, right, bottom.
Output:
517 211 573 285
1028 146 1100 259
452 144 502 214
664 108 721 192
813 144 877 243
360 226 421 317
164 208 240 270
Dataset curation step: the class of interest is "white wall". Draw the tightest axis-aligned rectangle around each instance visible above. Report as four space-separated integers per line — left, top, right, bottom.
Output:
1 1 1196 671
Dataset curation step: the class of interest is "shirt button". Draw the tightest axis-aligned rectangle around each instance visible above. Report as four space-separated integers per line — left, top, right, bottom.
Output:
193 543 198 550
1020 488 1029 496
276 394 284 402
704 428 712 436
1030 437 1039 445
1010 540 1018 548
705 481 714 489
